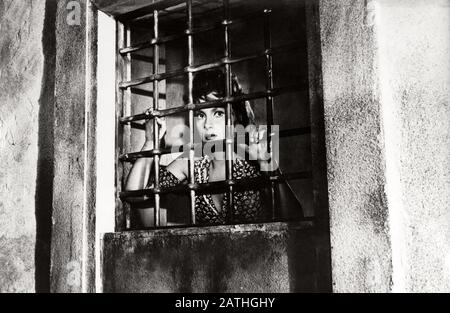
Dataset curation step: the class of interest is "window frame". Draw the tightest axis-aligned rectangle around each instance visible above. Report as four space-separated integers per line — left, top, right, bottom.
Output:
106 0 329 232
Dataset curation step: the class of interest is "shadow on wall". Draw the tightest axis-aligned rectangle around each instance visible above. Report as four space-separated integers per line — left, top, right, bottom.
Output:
286 1 332 292
35 0 56 293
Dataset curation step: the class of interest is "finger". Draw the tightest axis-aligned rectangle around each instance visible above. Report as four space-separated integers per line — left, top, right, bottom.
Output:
145 119 153 132
251 129 259 144
236 143 249 160
258 128 266 141
161 123 167 135
237 143 249 152
158 120 167 140
238 143 259 160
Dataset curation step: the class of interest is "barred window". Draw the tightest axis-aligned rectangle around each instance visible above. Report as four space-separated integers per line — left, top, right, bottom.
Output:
115 0 322 231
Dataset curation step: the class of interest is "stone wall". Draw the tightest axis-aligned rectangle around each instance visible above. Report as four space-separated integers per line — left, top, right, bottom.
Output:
319 0 392 292
50 0 97 293
0 0 447 293
376 0 450 292
102 222 330 292
320 0 450 292
0 0 48 293
0 0 96 293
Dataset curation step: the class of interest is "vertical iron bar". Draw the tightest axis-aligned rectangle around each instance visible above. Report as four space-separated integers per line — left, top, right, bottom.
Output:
187 0 196 225
153 10 161 227
223 0 234 224
263 9 277 221
115 21 127 231
124 24 132 229
116 21 133 231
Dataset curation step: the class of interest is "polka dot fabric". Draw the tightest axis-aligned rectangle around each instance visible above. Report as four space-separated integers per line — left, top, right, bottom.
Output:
194 156 264 225
157 156 264 225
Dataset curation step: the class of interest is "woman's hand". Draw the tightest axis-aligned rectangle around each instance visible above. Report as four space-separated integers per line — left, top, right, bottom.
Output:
143 113 166 149
238 126 275 172
127 113 167 195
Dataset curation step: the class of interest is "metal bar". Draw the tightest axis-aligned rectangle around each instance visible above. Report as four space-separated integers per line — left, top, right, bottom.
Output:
120 84 306 123
153 10 161 228
223 0 234 224
115 21 128 232
118 68 186 89
187 0 196 225
124 24 133 229
263 9 278 221
126 122 311 136
120 33 185 54
118 42 303 89
119 10 266 55
120 147 172 161
119 126 312 162
131 54 166 64
120 171 313 199
129 122 146 130
130 87 166 99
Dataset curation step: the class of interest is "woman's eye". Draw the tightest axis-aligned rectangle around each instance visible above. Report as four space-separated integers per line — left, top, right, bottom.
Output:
214 111 225 118
195 112 205 119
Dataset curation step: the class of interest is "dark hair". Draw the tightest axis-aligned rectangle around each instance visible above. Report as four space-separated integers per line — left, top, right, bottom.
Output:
192 69 255 127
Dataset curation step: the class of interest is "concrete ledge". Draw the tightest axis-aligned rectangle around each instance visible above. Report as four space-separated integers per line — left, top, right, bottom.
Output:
102 221 330 293
103 221 314 240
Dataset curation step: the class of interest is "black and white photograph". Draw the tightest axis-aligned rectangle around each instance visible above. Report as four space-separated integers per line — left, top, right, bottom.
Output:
0 0 449 299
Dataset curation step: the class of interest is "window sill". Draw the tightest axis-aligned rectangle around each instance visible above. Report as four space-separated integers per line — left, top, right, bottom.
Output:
101 219 324 292
103 220 315 241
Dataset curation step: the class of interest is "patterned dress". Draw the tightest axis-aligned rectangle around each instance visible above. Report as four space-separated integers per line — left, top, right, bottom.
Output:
158 155 265 225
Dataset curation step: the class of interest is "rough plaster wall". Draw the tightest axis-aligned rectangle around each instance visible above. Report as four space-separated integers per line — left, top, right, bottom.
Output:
51 0 98 293
376 0 450 292
319 0 392 292
0 1 46 292
102 223 322 293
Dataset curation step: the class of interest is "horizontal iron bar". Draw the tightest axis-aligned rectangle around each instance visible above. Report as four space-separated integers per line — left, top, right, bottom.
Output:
119 126 312 162
119 68 186 88
119 84 305 123
131 54 166 65
131 87 166 99
120 10 266 55
119 42 303 89
120 136 238 162
130 122 146 130
119 146 180 161
120 33 185 54
120 170 312 198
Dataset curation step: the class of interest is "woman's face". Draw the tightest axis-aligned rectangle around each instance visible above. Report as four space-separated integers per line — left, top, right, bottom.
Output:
194 93 228 142
194 107 226 142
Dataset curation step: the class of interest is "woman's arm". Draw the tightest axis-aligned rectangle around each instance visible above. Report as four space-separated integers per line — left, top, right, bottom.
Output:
124 117 165 202
125 140 154 191
240 127 304 219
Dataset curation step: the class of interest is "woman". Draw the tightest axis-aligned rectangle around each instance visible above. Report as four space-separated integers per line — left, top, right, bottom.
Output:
126 69 297 225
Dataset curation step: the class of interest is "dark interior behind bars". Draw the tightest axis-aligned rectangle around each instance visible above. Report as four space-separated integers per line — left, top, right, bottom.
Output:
116 0 313 230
